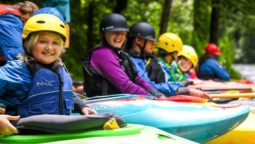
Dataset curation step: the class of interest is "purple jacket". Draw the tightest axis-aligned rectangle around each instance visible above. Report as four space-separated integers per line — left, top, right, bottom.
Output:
90 47 153 95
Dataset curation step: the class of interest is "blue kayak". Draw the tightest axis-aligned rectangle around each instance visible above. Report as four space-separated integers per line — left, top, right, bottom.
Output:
84 94 250 143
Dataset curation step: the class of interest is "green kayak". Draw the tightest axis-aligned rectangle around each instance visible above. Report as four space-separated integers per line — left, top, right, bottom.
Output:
0 124 198 144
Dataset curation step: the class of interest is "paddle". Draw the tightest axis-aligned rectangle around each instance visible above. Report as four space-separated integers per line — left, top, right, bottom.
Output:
201 86 255 92
209 93 255 99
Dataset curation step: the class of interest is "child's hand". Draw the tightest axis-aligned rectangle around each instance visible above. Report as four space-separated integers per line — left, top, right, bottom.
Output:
158 95 167 99
81 107 97 115
0 107 5 114
0 115 20 136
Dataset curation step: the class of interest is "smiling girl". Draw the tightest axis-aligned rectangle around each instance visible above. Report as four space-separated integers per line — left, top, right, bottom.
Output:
0 14 95 136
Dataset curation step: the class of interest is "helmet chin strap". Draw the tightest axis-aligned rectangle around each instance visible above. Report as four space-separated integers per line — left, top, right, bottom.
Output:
164 52 176 64
137 39 147 60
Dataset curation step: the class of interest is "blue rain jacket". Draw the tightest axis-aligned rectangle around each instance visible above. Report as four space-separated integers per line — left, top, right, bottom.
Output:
198 58 230 81
0 14 24 61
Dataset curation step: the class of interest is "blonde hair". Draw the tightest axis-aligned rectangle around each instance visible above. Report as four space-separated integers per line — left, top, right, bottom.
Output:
19 32 65 68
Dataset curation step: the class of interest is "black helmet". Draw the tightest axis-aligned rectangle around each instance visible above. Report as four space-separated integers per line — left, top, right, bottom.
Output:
128 22 156 42
100 13 129 32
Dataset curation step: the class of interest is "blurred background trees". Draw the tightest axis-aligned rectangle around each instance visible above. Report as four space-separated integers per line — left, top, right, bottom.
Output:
1 0 254 80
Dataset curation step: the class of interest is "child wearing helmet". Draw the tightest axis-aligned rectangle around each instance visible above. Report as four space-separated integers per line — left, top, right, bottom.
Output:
156 33 209 97
171 45 199 81
126 22 165 84
197 43 230 81
0 1 38 66
157 33 183 81
0 14 96 136
126 22 179 96
83 14 164 98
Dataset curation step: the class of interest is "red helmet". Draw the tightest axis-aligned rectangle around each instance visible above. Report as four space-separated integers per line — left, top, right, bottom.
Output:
205 43 221 55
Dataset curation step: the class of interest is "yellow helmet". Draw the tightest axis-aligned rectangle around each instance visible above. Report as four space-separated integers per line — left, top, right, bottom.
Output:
178 48 198 67
157 33 183 53
22 14 67 41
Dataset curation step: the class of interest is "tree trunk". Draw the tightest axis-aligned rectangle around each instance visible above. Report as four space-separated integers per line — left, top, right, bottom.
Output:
87 2 95 51
209 0 220 44
159 0 173 35
113 0 128 13
193 0 211 55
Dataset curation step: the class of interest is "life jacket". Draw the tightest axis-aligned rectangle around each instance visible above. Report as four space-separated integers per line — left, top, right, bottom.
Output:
144 55 165 84
158 57 177 82
129 50 165 84
197 72 222 81
171 61 187 81
83 48 138 97
188 69 197 79
17 61 74 118
0 56 6 66
0 4 22 17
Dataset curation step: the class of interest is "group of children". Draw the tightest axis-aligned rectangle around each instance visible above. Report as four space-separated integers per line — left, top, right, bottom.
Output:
0 5 230 136
83 15 211 99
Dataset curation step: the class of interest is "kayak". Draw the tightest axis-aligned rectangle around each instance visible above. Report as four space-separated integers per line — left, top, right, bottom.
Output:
166 95 255 144
84 94 250 143
204 99 255 144
206 113 255 144
0 124 198 144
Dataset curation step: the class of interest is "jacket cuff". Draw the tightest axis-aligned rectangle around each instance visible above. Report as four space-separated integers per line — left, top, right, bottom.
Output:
180 80 194 87
147 88 164 98
73 93 88 114
177 87 190 95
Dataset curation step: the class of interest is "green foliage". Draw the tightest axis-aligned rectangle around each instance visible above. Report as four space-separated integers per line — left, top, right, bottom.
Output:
218 35 241 79
192 0 211 56
1 0 254 80
169 0 193 34
125 0 162 38
65 0 118 80
238 33 255 63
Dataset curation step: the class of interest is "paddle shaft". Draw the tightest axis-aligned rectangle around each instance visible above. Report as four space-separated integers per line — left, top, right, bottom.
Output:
209 93 255 98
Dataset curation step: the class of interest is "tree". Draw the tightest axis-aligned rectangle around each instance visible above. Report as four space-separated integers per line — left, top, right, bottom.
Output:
87 1 95 51
159 0 173 35
209 0 220 44
113 0 128 13
193 0 211 55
